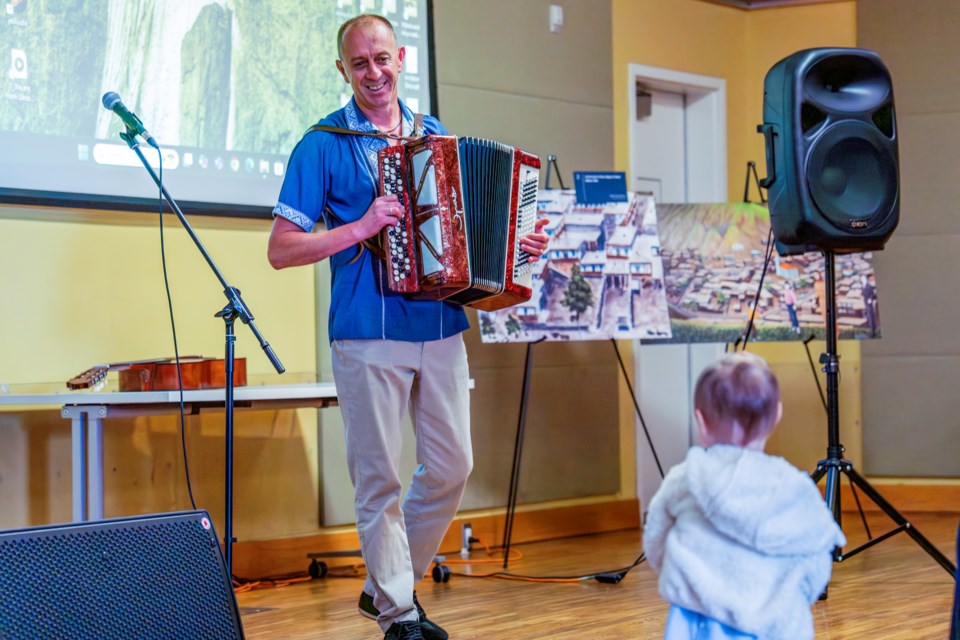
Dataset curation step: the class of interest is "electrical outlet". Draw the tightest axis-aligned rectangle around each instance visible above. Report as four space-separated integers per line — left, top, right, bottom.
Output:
549 4 563 33
460 522 473 557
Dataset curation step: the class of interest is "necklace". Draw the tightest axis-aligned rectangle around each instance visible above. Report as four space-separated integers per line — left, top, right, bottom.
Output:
377 115 403 135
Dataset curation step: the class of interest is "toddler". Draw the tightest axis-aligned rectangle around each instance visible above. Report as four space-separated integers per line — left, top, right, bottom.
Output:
643 352 845 639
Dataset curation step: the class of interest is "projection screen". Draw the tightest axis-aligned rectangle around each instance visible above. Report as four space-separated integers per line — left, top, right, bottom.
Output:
0 0 435 217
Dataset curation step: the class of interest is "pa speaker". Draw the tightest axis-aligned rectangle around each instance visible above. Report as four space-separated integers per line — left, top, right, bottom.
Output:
758 47 899 256
0 511 243 640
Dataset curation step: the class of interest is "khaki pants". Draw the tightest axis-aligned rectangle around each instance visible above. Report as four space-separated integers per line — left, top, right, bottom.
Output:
331 334 473 631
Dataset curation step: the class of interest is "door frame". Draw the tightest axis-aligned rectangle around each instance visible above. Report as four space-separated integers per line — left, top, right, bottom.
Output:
627 63 727 203
627 64 728 517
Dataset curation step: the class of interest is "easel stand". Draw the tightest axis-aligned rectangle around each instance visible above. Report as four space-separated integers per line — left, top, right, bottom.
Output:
500 337 543 568
810 251 954 577
120 130 285 577
500 155 666 568
500 337 665 569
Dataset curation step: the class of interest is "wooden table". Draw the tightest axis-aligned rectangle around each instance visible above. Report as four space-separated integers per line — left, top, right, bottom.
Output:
0 380 338 521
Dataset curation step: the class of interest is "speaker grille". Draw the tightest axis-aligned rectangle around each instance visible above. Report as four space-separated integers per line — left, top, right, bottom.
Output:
0 512 242 640
806 121 898 229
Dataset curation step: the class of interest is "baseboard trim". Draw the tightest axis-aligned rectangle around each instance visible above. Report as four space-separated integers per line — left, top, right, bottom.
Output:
830 479 960 513
233 498 640 580
232 482 956 579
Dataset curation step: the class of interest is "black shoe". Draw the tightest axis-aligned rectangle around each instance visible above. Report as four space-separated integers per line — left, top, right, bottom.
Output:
360 591 449 640
384 621 424 640
414 593 449 640
358 590 378 621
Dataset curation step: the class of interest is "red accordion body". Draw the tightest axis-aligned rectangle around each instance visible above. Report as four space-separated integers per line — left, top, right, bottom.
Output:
378 135 541 312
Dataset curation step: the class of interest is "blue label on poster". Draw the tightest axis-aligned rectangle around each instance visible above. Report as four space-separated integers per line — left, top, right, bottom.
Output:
573 171 628 204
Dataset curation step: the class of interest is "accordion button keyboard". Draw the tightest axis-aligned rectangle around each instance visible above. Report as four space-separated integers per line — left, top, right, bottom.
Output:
381 150 413 281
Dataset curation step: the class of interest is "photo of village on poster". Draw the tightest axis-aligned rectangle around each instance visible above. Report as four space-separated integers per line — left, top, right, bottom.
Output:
478 190 673 344
478 198 880 345
651 202 881 344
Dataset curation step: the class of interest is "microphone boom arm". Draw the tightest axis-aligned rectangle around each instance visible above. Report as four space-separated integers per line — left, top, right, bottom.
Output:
118 130 285 373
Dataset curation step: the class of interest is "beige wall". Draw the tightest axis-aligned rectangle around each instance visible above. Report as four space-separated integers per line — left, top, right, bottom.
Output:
858 0 960 476
0 210 315 382
432 0 625 508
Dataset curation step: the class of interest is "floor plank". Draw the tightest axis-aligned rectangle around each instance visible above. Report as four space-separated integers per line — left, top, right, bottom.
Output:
237 511 958 639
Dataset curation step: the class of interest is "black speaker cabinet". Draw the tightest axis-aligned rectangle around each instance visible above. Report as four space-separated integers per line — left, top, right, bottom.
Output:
758 47 899 256
0 511 244 640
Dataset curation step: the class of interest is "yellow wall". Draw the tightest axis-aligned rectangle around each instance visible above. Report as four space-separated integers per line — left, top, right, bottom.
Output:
0 208 315 382
0 206 321 536
612 0 747 196
611 0 860 470
612 0 857 203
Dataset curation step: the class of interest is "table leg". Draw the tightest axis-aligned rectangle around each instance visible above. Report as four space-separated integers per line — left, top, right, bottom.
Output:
63 405 107 522
87 414 104 520
68 411 87 522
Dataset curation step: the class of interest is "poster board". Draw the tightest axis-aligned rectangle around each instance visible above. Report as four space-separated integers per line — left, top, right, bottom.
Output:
649 202 881 344
478 190 673 343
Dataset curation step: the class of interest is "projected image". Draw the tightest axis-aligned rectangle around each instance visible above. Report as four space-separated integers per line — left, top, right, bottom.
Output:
0 0 432 212
651 203 881 344
478 190 673 344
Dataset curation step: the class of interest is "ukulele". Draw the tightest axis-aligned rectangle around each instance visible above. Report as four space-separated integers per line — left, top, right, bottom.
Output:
67 356 246 391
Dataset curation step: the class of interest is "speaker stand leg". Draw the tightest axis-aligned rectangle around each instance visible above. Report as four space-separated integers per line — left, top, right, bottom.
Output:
811 251 955 587
835 461 955 574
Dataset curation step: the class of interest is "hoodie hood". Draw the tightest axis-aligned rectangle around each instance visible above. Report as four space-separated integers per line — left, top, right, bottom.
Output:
686 445 846 556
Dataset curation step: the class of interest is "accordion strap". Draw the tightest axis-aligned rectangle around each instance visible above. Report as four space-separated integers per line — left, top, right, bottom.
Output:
303 112 425 141
299 113 426 264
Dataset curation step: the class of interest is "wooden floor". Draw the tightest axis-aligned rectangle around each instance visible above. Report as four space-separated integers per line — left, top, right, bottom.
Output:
237 511 958 639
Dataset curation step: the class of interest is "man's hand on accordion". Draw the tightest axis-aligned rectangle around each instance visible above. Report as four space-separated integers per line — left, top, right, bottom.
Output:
520 218 550 262
356 194 404 240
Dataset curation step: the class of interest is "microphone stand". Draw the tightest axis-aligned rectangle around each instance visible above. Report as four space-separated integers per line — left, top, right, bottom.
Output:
119 129 285 577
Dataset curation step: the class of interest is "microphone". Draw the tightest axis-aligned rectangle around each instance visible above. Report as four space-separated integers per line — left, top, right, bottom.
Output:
101 92 159 148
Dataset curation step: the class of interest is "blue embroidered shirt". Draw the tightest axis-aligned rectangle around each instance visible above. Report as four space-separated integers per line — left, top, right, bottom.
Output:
273 98 469 343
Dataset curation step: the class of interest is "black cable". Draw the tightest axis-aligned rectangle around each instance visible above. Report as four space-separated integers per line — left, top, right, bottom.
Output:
739 226 776 351
156 148 198 511
306 536 647 585
802 333 828 413
445 551 646 584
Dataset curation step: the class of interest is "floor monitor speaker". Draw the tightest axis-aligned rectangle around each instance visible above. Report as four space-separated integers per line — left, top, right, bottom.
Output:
0 511 243 639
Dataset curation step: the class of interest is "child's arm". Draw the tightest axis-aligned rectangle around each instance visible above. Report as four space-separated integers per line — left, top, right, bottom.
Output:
641 466 684 573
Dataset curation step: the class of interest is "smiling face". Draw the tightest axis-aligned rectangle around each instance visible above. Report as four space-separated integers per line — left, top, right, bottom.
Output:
336 18 404 117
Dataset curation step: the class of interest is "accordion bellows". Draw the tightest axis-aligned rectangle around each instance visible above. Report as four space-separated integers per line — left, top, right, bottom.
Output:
378 135 540 312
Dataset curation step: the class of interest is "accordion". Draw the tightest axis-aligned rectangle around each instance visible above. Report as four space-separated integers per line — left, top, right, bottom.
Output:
377 135 540 312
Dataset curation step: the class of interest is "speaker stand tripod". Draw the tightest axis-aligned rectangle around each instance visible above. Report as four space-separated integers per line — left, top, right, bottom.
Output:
811 251 954 577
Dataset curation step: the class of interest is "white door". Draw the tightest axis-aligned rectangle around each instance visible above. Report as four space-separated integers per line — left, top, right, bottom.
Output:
628 65 728 519
631 89 687 203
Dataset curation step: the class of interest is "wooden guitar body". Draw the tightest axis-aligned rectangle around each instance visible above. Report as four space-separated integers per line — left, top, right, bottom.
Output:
67 356 247 391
